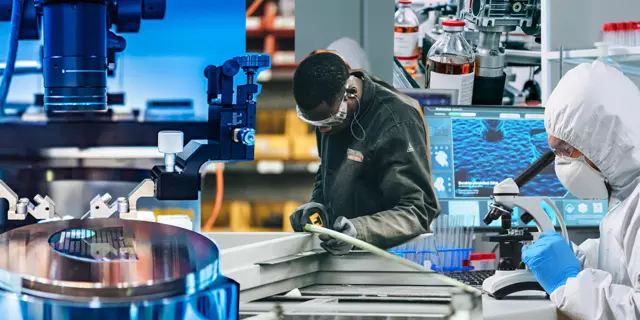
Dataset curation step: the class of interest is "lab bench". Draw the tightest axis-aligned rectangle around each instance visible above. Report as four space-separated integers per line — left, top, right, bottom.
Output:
211 232 568 319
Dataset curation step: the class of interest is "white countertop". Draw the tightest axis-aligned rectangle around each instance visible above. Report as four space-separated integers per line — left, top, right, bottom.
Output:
483 292 570 320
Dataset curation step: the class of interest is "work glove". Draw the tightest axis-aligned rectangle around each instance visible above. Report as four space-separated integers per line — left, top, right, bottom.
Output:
289 202 330 232
521 230 581 294
318 216 356 256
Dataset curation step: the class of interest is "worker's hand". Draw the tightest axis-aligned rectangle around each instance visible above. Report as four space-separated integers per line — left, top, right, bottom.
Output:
319 216 356 256
521 230 581 294
289 202 329 232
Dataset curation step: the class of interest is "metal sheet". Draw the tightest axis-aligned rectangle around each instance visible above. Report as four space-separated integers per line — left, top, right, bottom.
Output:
0 218 221 302
241 301 452 319
299 285 455 299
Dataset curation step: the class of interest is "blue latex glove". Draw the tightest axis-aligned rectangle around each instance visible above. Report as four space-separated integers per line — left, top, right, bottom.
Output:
318 216 356 256
521 230 581 294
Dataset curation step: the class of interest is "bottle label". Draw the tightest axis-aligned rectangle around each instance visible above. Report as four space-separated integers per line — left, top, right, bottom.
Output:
394 31 419 59
429 72 475 105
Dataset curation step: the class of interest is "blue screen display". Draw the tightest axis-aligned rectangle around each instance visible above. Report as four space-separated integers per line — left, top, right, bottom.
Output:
422 105 606 229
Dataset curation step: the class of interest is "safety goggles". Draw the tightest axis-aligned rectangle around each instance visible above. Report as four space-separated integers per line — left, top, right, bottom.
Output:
296 91 348 127
550 141 575 158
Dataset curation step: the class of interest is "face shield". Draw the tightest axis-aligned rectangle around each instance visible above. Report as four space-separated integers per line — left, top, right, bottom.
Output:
296 90 348 127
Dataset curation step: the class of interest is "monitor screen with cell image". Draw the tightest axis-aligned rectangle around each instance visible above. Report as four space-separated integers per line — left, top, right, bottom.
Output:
405 100 607 229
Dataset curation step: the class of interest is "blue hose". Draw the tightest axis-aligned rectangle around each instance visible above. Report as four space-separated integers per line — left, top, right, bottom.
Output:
0 0 24 115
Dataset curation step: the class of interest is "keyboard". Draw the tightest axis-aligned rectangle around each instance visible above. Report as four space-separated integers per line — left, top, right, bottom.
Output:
444 270 496 287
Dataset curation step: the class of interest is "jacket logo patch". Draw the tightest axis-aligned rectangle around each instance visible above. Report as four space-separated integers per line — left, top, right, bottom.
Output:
347 148 364 162
407 143 415 153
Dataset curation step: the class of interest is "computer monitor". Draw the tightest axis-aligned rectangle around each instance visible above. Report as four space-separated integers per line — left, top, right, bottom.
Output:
400 88 458 106
408 101 607 229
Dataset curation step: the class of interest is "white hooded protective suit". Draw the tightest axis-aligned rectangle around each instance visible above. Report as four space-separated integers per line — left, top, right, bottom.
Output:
545 61 640 319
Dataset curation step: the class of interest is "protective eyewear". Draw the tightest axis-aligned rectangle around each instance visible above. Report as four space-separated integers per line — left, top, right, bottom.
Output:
296 91 348 127
550 143 575 158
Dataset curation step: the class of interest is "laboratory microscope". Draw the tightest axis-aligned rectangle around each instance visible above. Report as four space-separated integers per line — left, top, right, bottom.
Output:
459 0 541 105
481 150 570 299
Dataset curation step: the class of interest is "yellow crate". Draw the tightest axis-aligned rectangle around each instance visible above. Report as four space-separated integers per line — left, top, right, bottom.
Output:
253 201 301 231
282 201 300 232
201 201 251 231
254 134 290 160
291 134 319 161
285 110 311 136
202 201 301 232
256 110 286 134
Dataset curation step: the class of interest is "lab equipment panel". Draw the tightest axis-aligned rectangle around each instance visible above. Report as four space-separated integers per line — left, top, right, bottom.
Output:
419 103 607 229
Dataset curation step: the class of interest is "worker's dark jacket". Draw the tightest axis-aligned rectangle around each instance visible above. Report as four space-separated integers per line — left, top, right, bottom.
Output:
311 71 441 249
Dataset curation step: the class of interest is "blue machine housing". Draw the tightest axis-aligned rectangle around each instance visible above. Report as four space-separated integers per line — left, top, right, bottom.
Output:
0 0 166 112
152 54 271 201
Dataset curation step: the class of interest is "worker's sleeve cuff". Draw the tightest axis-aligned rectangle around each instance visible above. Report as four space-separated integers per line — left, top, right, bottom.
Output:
348 217 366 242
549 284 566 306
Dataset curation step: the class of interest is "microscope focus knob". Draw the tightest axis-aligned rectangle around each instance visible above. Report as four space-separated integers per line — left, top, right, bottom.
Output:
158 131 184 154
234 54 271 71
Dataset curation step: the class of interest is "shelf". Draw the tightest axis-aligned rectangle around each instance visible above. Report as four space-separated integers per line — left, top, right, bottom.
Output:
246 16 264 37
268 16 295 37
257 65 295 82
203 160 320 175
545 46 640 77
545 46 640 61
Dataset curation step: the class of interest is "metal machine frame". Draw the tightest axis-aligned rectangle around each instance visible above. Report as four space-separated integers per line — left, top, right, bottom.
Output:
212 232 483 319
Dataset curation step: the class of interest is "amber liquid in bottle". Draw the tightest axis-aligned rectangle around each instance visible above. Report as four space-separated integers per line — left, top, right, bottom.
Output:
394 25 420 74
425 58 474 88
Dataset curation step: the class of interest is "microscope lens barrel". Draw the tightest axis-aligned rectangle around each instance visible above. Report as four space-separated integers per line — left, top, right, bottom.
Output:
513 150 556 188
42 1 108 112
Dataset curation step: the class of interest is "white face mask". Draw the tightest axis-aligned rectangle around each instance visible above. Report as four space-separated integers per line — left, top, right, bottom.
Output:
555 156 608 200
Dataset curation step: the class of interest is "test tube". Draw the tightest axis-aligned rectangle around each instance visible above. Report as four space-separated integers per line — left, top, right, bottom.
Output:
636 22 640 47
602 23 610 45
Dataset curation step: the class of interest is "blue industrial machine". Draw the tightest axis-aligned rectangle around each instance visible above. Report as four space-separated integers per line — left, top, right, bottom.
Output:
0 1 270 318
152 54 270 200
0 0 167 112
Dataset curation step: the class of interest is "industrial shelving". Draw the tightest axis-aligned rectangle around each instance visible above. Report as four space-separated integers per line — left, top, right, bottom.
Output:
246 0 296 82
198 0 312 232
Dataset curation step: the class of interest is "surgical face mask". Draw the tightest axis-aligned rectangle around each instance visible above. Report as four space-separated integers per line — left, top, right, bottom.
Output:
555 156 608 200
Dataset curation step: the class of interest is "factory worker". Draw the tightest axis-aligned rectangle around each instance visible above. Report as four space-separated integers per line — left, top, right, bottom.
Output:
288 51 441 254
521 60 640 319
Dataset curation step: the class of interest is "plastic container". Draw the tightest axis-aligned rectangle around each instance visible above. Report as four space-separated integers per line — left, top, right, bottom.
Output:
425 19 475 105
394 0 421 75
388 233 474 272
469 253 497 271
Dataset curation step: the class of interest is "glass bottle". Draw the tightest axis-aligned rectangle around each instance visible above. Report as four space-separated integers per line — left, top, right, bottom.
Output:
426 19 475 105
394 0 421 75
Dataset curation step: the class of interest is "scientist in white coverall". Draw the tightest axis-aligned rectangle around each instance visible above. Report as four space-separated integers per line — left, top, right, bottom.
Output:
521 60 640 319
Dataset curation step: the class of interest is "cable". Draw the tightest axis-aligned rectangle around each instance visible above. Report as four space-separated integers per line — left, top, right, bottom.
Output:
0 0 24 116
203 163 224 231
246 0 264 17
543 198 570 244
305 224 426 271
